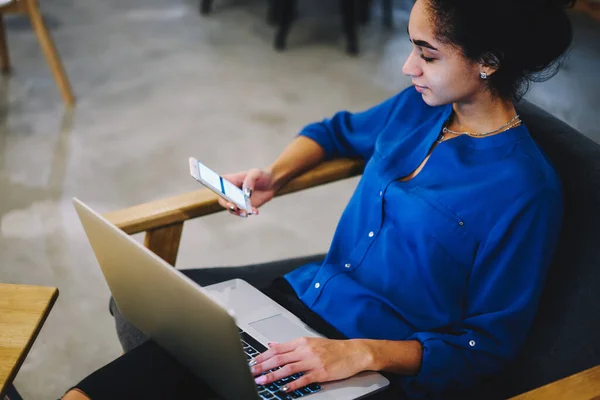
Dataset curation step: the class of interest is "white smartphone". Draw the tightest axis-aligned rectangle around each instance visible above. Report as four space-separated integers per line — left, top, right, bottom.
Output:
189 157 252 213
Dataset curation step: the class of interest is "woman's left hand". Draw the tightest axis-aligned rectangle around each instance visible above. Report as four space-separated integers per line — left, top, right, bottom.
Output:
250 337 372 393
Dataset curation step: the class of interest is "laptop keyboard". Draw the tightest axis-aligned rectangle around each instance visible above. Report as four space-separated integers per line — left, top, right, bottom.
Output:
239 328 322 399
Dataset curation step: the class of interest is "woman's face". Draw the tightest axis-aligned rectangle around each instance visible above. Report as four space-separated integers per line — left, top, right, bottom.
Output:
402 0 486 107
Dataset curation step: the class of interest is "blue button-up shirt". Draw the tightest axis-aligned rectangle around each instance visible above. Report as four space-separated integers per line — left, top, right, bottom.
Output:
284 87 563 397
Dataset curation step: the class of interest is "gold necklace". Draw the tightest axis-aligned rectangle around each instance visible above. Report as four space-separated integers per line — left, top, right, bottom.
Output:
442 114 521 139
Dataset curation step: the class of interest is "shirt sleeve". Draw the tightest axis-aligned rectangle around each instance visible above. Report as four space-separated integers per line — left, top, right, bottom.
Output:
297 89 408 162
400 187 564 398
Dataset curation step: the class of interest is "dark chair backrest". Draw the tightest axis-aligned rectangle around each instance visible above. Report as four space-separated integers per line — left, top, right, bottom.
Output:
476 101 600 398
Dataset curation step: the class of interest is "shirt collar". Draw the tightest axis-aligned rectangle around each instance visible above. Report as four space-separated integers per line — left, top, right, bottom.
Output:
438 103 530 150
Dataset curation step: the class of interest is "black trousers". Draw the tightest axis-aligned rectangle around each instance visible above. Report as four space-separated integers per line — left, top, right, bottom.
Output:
71 255 406 399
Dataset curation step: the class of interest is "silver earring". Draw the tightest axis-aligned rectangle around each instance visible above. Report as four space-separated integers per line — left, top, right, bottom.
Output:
480 71 488 80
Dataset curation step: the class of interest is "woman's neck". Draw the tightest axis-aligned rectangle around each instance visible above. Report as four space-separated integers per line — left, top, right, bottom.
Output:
448 94 517 135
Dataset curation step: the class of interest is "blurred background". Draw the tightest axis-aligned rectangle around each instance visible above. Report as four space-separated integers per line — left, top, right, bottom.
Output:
0 0 598 398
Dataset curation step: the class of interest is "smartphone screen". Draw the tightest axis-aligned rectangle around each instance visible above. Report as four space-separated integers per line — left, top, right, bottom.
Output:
197 162 247 208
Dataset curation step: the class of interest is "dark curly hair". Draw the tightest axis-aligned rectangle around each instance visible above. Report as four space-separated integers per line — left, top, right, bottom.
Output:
426 0 575 101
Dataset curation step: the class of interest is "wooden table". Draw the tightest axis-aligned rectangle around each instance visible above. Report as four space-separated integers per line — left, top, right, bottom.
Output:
0 284 59 397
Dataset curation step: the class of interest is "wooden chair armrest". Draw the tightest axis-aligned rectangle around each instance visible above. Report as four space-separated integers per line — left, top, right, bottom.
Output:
510 365 600 399
104 158 365 235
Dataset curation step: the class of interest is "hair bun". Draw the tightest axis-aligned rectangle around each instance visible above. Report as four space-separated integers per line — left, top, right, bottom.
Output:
520 0 573 75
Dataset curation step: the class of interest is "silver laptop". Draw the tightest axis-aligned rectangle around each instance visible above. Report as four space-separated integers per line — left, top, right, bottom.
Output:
72 198 389 400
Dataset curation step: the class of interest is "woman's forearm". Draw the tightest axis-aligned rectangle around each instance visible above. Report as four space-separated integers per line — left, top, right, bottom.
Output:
353 339 423 376
266 136 327 191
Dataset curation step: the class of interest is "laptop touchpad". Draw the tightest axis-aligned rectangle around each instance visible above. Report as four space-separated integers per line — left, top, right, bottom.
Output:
249 314 307 343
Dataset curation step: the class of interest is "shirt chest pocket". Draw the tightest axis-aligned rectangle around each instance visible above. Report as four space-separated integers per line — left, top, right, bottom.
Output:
414 187 479 266
387 186 479 267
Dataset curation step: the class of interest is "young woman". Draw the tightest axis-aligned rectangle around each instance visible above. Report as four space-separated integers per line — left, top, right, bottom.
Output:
63 0 574 398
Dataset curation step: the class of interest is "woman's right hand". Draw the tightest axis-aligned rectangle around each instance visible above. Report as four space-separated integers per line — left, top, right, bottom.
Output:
217 168 279 217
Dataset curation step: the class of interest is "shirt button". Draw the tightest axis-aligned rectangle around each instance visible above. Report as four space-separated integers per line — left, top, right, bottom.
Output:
368 231 374 238
469 340 476 347
379 191 383 196
459 221 464 226
314 282 321 289
345 263 351 268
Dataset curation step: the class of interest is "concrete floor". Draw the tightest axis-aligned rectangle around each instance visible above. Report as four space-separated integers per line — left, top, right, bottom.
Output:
0 0 598 397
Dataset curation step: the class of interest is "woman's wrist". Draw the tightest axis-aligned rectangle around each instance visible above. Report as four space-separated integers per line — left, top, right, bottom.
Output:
350 339 423 375
264 164 288 193
349 339 378 371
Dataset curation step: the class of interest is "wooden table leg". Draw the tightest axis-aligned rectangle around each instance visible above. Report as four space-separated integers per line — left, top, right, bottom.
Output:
0 15 10 74
24 0 75 106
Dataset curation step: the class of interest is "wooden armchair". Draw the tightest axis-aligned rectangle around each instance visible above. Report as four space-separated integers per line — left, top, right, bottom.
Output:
103 101 600 399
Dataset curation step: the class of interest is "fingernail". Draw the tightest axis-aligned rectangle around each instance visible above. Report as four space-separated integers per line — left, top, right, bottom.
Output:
255 376 267 385
244 187 253 198
248 359 257 367
281 385 290 392
268 342 277 347
229 205 236 211
240 212 247 218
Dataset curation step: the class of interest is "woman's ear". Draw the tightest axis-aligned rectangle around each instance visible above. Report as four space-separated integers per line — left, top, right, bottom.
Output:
479 51 502 78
